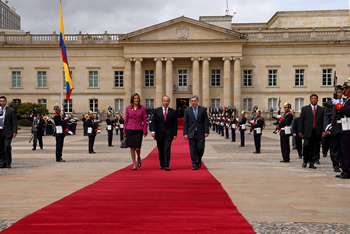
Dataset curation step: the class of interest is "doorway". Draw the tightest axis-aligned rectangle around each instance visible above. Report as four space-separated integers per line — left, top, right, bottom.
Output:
176 98 189 118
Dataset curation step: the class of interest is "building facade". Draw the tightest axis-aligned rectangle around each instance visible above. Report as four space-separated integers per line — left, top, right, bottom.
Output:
0 10 349 117
0 0 20 30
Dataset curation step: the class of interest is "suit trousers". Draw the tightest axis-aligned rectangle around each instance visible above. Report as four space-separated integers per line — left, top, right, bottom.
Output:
188 131 205 167
88 135 96 153
225 128 229 138
303 128 320 165
338 134 350 177
0 130 13 167
55 135 64 161
119 128 124 142
231 129 236 142
156 132 172 168
107 130 113 146
33 133 43 149
295 137 303 157
328 135 340 168
280 135 290 161
240 130 245 146
253 134 261 152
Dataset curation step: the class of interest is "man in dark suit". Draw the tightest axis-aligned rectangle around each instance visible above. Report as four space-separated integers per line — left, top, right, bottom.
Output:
183 95 209 170
87 111 98 154
292 116 303 159
298 94 325 169
0 96 18 168
151 96 178 171
33 114 45 150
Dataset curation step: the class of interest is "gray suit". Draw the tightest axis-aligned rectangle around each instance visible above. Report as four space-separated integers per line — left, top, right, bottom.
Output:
0 106 18 168
183 105 209 168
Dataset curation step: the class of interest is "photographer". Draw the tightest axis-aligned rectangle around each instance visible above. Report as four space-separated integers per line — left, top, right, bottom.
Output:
32 112 45 150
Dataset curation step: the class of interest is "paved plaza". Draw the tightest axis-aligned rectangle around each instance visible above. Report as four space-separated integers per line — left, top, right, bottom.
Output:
0 125 350 233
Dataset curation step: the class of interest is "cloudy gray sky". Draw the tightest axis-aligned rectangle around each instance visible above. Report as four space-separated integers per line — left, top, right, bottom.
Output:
4 0 350 34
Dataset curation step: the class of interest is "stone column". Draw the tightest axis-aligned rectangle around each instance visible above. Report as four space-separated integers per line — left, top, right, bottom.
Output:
202 58 211 109
155 58 163 107
233 58 242 110
124 58 132 108
191 58 200 99
165 58 174 107
223 57 232 107
134 58 143 98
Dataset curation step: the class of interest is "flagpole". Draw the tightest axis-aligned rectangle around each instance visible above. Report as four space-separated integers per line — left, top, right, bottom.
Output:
60 0 64 110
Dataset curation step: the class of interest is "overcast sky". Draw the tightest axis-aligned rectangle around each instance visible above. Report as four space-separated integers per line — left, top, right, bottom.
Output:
4 0 350 34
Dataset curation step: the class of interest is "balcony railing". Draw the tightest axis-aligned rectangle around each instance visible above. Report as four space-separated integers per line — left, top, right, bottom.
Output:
174 85 192 92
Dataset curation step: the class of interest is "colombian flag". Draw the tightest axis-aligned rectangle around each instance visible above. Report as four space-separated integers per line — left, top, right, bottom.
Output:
59 1 73 101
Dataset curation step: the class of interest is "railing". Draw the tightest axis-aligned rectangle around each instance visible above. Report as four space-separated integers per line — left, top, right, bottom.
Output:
174 85 192 92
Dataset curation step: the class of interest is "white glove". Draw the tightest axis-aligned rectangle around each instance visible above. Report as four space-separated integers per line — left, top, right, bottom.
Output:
68 131 73 135
64 117 69 120
97 130 101 133
276 115 281 119
325 124 332 132
332 99 339 105
250 120 254 124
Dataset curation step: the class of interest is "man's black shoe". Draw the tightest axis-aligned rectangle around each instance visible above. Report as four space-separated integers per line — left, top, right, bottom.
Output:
198 161 202 168
165 167 171 171
280 160 289 163
323 154 327 157
160 166 164 170
302 162 307 168
56 159 66 162
316 160 320 165
192 166 198 170
89 152 96 154
309 165 317 169
253 151 260 154
239 145 244 147
334 167 341 173
340 175 350 179
7 164 11 168
32 148 36 150
335 174 341 178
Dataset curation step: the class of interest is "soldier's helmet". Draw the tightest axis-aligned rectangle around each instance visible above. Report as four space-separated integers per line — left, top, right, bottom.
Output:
284 102 292 109
256 109 261 114
342 77 350 89
88 110 93 115
53 104 60 111
241 110 245 115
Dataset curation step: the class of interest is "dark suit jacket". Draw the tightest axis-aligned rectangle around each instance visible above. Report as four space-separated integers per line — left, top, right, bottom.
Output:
36 118 45 136
87 118 97 136
3 106 18 138
151 107 178 141
183 105 209 139
292 117 301 139
298 105 324 138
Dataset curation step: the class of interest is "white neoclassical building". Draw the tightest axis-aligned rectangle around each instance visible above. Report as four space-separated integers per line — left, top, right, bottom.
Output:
1 9 349 117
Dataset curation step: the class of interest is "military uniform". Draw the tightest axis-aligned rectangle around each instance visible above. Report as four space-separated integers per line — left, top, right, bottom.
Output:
106 112 114 147
87 112 98 153
238 112 247 146
278 103 293 162
231 116 238 142
252 110 264 153
225 116 230 139
53 105 71 162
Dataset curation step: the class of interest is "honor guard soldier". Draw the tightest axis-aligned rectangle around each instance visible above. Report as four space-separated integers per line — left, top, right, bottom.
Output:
277 102 293 162
114 114 119 136
106 111 114 147
53 104 72 162
82 114 88 136
323 85 343 172
334 78 350 179
87 111 98 154
211 114 215 132
238 111 247 147
45 116 54 136
224 113 230 139
118 115 125 142
217 114 221 134
221 114 225 137
251 109 264 154
215 114 219 133
231 112 238 142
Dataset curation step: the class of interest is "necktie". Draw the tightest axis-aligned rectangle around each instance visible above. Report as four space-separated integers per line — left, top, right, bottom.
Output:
164 107 167 121
313 106 316 128
194 108 198 120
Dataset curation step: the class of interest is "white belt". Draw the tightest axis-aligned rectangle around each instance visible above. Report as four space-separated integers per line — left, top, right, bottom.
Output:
337 120 342 124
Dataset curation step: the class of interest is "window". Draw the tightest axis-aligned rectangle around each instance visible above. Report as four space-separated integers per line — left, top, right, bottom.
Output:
63 99 73 113
12 71 21 88
115 99 124 112
178 70 188 87
295 98 304 112
145 70 154 87
12 99 21 104
114 71 124 88
89 99 98 112
322 97 332 105
268 98 278 112
243 98 252 112
295 69 304 86
89 71 98 88
211 99 220 108
211 70 221 87
38 99 47 108
38 71 47 88
268 70 278 87
322 69 332 86
63 71 72 89
145 99 154 108
243 70 252 87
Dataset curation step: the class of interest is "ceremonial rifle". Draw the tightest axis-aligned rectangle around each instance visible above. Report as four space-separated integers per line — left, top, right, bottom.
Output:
272 97 281 134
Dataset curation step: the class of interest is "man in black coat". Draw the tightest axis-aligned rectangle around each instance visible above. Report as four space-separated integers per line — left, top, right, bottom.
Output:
238 111 247 147
53 104 72 162
277 102 293 162
106 111 114 147
251 110 264 154
183 95 209 170
292 116 303 159
87 111 98 154
33 114 45 150
151 96 178 171
0 96 18 168
298 94 325 169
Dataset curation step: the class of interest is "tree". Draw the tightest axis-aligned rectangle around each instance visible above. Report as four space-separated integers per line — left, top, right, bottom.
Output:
16 102 49 118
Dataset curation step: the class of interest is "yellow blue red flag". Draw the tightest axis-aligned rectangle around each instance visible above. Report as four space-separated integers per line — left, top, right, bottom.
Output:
59 1 73 101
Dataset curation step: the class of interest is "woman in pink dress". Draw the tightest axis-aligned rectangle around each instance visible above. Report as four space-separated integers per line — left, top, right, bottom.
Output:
123 93 148 170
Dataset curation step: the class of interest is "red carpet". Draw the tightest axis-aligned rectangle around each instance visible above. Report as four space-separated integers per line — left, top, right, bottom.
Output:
177 118 184 129
3 131 254 233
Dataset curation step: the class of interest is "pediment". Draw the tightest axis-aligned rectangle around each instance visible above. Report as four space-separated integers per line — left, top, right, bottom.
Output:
119 16 246 42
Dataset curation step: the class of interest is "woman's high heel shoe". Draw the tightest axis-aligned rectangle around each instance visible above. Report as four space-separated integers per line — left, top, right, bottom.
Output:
137 158 141 168
132 167 137 171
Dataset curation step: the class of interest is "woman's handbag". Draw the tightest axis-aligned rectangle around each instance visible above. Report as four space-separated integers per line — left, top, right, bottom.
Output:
120 137 127 148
